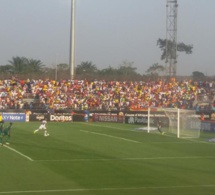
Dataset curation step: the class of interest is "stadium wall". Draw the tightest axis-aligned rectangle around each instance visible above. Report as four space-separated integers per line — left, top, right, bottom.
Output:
1 109 215 132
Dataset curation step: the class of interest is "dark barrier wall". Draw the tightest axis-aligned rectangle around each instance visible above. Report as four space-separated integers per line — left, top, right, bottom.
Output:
1 109 215 132
93 114 124 123
29 113 73 122
72 114 84 122
49 114 72 122
29 113 49 121
201 121 215 132
124 115 169 127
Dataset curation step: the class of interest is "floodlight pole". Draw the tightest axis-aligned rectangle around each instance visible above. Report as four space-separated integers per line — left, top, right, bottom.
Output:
166 0 178 76
69 0 76 80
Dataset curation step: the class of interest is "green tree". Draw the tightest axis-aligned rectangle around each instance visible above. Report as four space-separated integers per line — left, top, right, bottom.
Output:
157 39 193 61
8 56 45 75
192 71 205 81
76 61 98 78
146 63 165 75
98 66 118 80
55 63 70 80
57 63 69 71
0 65 13 73
99 66 117 75
117 61 139 79
26 58 44 73
8 56 28 74
0 65 14 79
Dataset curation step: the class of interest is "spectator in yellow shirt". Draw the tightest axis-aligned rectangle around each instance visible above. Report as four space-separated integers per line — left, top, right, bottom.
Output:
0 114 3 123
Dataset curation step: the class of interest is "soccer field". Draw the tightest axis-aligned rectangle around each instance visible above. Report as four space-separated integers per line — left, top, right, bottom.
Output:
1 122 215 195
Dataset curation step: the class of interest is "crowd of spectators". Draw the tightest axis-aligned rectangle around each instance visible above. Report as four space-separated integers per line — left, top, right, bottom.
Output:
0 77 215 111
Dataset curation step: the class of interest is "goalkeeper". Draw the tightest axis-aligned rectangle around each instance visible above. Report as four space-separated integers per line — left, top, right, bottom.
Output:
1 122 13 146
156 117 164 135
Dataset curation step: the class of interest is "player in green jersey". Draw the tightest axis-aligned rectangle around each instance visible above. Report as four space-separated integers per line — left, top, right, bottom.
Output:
1 122 13 146
0 121 4 146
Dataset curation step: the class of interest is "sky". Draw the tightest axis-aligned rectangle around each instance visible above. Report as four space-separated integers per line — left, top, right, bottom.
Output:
0 0 215 76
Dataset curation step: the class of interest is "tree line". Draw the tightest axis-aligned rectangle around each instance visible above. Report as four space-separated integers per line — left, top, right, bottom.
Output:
0 39 210 81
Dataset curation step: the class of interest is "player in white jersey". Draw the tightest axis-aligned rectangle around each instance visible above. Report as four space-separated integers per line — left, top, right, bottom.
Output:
34 119 49 136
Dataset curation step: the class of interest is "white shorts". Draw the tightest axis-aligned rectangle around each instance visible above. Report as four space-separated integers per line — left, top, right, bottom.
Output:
39 124 46 130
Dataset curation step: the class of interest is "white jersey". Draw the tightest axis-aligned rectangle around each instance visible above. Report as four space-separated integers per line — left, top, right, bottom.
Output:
39 120 47 129
34 119 49 136
41 120 47 125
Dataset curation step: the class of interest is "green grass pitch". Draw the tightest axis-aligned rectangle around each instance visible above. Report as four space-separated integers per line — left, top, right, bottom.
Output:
1 121 215 195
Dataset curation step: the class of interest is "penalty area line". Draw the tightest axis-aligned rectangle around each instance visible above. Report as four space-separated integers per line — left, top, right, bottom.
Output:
35 155 215 162
3 145 33 162
80 130 140 143
1 185 215 194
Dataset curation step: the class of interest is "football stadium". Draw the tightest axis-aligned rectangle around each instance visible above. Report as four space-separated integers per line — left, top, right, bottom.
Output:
1 0 215 194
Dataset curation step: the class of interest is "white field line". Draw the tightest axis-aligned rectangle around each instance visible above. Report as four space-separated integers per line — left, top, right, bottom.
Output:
35 155 215 162
80 130 89 133
1 185 215 194
80 123 215 145
80 122 136 131
80 130 140 143
183 138 215 145
3 145 33 162
80 130 197 144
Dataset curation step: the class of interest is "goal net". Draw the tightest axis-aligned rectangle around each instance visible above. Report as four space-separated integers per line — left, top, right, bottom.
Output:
147 107 201 138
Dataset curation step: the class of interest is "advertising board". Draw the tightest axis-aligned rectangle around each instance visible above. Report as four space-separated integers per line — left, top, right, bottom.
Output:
2 113 26 122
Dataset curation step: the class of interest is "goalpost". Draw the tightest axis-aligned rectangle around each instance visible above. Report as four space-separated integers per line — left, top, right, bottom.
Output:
147 107 201 138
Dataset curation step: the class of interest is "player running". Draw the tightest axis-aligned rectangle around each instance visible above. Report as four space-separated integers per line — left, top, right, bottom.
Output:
0 121 4 146
0 122 13 146
34 119 49 136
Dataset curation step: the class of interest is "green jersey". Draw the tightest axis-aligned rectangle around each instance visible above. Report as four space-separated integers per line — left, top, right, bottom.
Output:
2 124 13 136
0 123 4 134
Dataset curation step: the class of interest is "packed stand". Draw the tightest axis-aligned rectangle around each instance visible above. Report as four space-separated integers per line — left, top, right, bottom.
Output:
0 78 215 111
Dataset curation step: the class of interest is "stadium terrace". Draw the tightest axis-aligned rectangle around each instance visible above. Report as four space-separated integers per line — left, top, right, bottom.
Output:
0 78 214 112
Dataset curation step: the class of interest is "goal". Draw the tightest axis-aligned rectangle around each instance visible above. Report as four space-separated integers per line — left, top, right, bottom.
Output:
147 107 201 138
